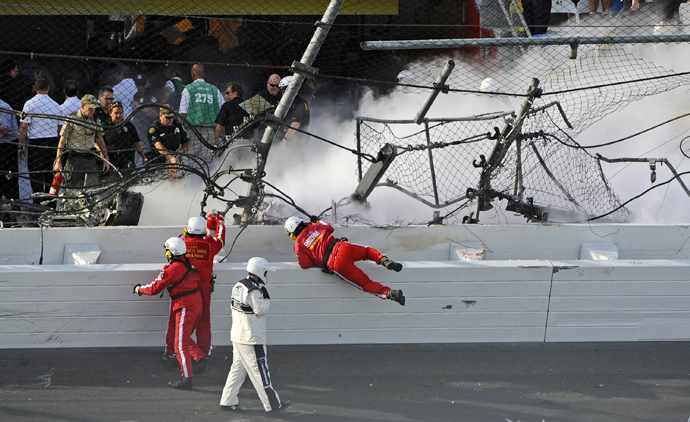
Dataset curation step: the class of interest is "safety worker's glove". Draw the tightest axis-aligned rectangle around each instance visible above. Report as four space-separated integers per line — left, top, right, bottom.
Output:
260 286 270 300
132 283 142 296
206 214 217 231
309 215 318 223
206 210 225 231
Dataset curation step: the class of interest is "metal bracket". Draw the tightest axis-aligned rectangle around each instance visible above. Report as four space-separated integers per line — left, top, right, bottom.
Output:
290 61 320 78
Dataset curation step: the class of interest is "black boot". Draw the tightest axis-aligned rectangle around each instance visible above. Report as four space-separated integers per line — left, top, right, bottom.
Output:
162 352 177 368
380 257 403 272
386 289 405 306
193 356 210 373
168 377 193 390
268 400 292 413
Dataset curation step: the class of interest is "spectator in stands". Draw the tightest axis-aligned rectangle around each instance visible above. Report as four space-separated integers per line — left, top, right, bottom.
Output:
161 66 185 112
589 0 613 16
130 73 160 145
276 76 310 156
112 65 137 117
94 86 115 125
19 61 56 91
239 74 282 141
179 64 224 163
104 101 146 174
214 82 251 145
60 80 81 117
521 0 551 34
54 95 110 189
631 0 686 25
0 59 32 113
0 96 20 201
18 77 64 202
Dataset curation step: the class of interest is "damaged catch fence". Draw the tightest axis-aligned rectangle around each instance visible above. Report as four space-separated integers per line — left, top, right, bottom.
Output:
0 0 689 226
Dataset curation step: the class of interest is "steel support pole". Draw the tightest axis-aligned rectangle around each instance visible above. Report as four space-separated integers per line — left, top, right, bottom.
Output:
414 60 454 124
361 34 690 50
242 0 344 222
424 121 440 206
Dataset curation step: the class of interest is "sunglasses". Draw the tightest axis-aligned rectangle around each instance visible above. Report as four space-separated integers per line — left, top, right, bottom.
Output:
162 115 175 120
112 101 123 108
102 97 114 101
225 91 232 95
269 83 280 88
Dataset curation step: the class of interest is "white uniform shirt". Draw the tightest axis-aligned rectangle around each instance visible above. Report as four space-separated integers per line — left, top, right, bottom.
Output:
164 77 183 93
0 99 19 142
20 94 63 139
178 79 225 115
60 96 81 118
112 78 137 117
230 277 271 345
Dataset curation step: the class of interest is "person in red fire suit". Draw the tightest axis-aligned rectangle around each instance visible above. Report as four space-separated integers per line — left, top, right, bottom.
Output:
284 216 406 306
162 212 225 367
133 237 211 389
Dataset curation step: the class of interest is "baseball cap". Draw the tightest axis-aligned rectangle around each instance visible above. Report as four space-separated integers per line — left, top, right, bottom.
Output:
135 73 148 86
81 94 99 109
278 76 292 89
159 104 174 115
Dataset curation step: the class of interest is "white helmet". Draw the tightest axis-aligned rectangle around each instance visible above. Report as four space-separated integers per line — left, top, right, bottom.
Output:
185 216 207 236
479 77 500 93
164 237 187 260
247 257 275 284
278 76 292 89
396 69 413 83
284 216 306 239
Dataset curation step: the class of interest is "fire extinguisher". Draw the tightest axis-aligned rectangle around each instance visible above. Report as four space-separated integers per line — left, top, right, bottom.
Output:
49 172 64 196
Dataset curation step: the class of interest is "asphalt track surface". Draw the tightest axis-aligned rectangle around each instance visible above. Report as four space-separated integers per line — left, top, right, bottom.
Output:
1 343 689 422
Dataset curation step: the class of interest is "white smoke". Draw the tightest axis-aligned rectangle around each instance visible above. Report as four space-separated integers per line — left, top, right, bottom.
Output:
136 40 690 227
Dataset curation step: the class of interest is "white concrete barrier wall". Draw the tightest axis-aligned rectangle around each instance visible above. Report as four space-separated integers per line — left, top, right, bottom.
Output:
3 224 690 265
0 261 554 348
546 260 690 342
3 224 690 348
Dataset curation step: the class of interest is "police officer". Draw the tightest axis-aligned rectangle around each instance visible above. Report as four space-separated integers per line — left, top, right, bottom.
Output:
103 101 147 175
147 104 189 174
93 86 114 126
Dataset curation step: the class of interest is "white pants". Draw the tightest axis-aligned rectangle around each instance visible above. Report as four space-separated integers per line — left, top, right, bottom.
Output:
220 342 281 411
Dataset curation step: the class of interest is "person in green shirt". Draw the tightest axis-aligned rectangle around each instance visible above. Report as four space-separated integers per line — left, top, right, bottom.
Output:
178 64 224 167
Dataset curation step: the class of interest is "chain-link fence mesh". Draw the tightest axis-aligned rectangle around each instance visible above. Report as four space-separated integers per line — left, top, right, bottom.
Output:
0 0 688 226
356 106 631 223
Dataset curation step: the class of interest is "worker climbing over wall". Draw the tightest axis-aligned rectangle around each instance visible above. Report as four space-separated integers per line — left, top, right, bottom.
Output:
284 216 405 305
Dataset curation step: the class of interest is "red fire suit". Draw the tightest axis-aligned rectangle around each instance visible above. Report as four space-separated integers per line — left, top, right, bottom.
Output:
164 215 225 357
140 257 210 378
293 221 390 298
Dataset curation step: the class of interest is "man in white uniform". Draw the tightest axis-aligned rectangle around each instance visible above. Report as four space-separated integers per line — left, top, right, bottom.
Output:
219 257 291 413
59 80 81 117
17 77 64 201
112 65 137 118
